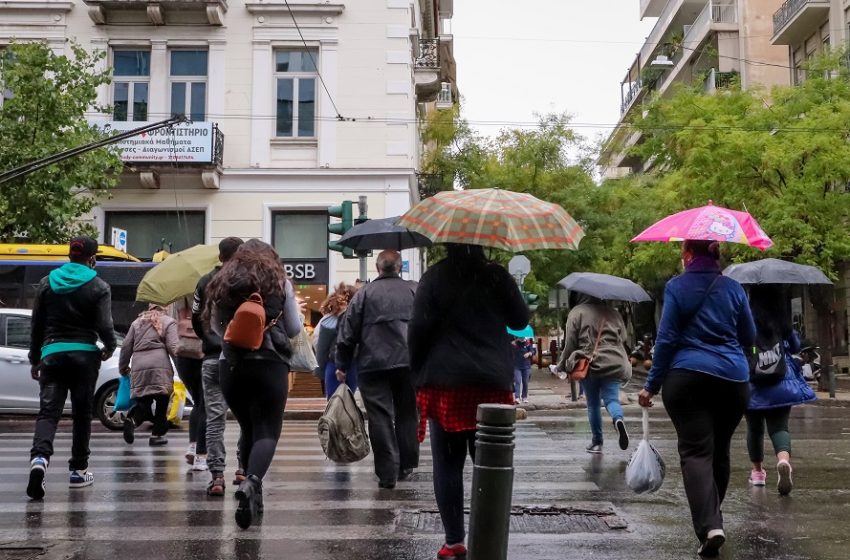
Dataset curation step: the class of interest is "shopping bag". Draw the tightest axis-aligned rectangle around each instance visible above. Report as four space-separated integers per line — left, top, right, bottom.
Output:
318 385 370 463
167 380 187 427
289 328 319 372
625 408 666 494
113 375 135 412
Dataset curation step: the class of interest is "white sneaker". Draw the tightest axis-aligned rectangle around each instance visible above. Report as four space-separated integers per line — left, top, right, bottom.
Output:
777 460 793 496
192 455 209 472
522 398 529 403
697 529 725 557
185 443 196 466
69 470 94 489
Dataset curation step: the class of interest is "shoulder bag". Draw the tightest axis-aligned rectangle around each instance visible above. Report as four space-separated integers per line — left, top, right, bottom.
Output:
569 319 605 382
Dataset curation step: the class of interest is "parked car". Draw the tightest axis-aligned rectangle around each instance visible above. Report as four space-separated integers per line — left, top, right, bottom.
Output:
0 308 125 430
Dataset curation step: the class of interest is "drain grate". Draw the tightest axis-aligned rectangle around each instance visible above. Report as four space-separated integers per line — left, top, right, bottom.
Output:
0 547 45 560
396 505 628 534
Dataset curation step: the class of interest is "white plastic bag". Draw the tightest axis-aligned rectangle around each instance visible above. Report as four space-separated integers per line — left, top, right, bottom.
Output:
625 408 666 494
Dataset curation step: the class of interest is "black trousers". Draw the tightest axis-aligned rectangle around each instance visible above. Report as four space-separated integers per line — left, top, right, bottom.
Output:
430 421 475 545
358 368 420 484
176 357 206 454
220 358 288 480
662 369 749 542
132 394 170 437
30 351 101 471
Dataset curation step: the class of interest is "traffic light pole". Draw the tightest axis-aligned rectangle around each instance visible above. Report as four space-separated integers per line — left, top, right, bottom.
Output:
358 196 368 283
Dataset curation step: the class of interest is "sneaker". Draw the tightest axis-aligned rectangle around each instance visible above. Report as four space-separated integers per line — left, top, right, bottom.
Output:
149 436 168 447
185 443 196 465
749 468 767 487
233 469 247 486
398 468 414 481
522 398 529 403
437 543 467 559
193 455 209 472
27 456 48 500
586 443 603 454
615 419 629 450
123 418 135 445
697 529 725 557
777 460 793 496
207 473 226 497
378 480 396 489
69 470 94 489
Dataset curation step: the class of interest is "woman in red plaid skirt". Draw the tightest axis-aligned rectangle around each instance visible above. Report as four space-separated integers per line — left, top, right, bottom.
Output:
409 243 529 560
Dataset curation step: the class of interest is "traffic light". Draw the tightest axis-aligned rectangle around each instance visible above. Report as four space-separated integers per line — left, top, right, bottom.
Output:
328 200 355 258
523 291 539 312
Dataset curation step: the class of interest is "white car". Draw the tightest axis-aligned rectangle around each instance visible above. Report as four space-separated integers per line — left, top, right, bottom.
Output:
0 308 125 430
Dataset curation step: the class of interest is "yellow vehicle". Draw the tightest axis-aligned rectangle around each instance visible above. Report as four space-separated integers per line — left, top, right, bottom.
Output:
0 243 139 262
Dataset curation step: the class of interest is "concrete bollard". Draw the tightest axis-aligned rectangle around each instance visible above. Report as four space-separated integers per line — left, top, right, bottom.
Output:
468 404 516 560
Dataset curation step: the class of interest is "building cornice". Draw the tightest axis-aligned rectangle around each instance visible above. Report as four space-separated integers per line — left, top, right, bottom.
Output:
244 1 344 15
0 0 73 11
222 167 415 178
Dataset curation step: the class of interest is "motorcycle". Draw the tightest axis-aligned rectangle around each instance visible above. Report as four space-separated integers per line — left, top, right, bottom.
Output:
629 334 654 370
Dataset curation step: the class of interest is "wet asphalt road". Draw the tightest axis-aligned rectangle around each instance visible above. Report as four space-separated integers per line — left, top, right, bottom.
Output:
0 403 846 559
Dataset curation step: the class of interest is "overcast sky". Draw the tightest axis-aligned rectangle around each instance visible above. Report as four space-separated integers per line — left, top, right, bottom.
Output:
452 1 656 146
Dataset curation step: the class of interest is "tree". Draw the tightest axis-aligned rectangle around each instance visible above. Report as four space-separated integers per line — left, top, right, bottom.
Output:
0 42 121 243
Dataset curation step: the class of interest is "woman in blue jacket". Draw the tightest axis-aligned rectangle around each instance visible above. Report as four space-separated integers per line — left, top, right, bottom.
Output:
639 240 755 558
745 285 815 495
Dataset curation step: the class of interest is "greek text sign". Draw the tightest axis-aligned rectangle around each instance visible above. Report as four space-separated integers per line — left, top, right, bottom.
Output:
99 121 215 163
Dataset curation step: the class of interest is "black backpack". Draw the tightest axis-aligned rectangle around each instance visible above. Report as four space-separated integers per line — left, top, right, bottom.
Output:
748 337 787 385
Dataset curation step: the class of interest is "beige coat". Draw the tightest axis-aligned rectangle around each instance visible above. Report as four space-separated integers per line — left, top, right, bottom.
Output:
558 302 632 383
119 315 179 399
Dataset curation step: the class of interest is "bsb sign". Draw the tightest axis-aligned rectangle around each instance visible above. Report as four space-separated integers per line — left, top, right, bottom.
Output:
282 259 328 284
96 121 216 163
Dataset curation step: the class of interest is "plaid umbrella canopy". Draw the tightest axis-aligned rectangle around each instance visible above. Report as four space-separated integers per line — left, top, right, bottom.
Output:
398 189 584 252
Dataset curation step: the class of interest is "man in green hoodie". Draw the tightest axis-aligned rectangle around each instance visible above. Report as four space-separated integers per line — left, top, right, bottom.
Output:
26 236 117 500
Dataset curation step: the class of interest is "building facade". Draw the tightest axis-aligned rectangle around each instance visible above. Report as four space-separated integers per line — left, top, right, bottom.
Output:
770 0 849 83
0 0 456 318
600 0 789 177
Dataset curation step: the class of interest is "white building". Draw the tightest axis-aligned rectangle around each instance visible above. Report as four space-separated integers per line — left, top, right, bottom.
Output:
0 0 456 318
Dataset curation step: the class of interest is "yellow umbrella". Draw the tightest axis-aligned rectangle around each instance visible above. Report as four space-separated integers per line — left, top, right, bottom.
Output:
136 244 220 305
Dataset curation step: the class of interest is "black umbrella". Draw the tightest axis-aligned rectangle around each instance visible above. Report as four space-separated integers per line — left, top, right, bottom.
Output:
558 272 651 303
338 216 432 252
723 258 832 285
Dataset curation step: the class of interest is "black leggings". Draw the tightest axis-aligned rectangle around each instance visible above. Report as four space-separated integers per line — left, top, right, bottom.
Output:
176 357 206 455
430 421 476 545
219 358 288 480
745 407 792 463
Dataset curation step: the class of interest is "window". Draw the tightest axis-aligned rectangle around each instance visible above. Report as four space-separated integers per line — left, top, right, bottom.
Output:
792 46 805 85
274 49 318 138
4 316 30 349
104 211 205 259
272 212 327 259
113 50 150 122
170 50 208 122
0 47 14 110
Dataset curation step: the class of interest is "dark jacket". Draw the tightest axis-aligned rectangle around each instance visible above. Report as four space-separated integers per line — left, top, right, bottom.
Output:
314 314 341 375
512 339 535 370
335 274 417 374
409 251 529 391
645 257 756 394
29 262 117 365
192 267 222 359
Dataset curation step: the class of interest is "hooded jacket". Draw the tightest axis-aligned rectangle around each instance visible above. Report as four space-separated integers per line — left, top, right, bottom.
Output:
29 262 117 365
191 266 222 360
558 295 632 383
119 313 179 399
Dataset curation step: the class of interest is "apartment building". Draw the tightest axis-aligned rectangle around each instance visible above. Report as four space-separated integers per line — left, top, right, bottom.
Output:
770 0 850 83
0 0 456 317
600 0 789 177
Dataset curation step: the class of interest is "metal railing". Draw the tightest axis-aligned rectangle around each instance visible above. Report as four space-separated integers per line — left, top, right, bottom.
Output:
704 68 738 92
621 79 642 114
773 0 815 34
416 172 445 199
213 125 224 166
711 0 737 23
415 39 440 70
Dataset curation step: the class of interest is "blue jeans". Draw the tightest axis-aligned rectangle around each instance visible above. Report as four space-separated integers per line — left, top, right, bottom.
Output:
324 360 358 399
514 367 530 400
581 376 623 445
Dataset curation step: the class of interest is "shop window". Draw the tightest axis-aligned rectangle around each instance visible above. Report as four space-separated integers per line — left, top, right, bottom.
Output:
105 210 205 259
272 212 327 259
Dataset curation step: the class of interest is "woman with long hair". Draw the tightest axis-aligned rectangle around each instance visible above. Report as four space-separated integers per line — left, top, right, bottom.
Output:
314 283 358 398
639 240 755 558
204 239 302 529
119 304 179 446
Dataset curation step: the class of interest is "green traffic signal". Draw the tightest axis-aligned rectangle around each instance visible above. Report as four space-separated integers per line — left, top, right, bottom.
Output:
328 200 355 258
523 291 540 312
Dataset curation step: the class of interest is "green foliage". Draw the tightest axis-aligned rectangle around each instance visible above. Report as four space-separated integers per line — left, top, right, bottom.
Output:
0 42 121 243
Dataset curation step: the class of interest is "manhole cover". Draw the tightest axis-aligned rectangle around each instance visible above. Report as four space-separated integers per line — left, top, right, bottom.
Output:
0 547 45 560
395 505 628 534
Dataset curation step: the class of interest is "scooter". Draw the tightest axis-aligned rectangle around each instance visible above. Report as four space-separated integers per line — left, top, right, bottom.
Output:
629 334 654 370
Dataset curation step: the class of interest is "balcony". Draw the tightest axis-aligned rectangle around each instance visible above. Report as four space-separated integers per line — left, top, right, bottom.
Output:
84 0 229 25
772 0 830 45
415 38 442 101
641 0 669 19
703 68 738 92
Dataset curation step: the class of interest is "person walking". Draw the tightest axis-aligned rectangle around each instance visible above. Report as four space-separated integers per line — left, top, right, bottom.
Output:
119 304 179 446
557 293 632 453
27 237 118 500
410 243 528 560
206 239 302 529
745 285 815 495
315 283 358 399
335 250 418 489
174 297 207 472
638 240 756 558
191 237 244 496
512 337 534 403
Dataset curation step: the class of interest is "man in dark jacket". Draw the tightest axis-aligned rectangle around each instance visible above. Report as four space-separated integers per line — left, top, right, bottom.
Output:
335 250 418 489
191 236 243 496
27 236 117 500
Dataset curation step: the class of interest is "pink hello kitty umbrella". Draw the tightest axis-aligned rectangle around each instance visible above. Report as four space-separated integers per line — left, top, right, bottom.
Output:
631 201 773 251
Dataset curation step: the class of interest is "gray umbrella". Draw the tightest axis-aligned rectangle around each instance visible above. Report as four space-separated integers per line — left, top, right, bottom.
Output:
558 272 652 303
338 216 432 252
723 258 832 285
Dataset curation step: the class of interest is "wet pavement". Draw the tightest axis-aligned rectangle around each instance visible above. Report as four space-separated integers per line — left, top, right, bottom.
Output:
0 403 846 559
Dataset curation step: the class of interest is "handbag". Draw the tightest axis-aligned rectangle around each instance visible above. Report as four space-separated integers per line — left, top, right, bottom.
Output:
175 297 204 359
114 375 135 412
569 319 605 382
289 326 319 372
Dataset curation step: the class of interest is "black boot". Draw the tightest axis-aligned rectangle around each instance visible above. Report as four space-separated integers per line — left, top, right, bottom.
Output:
235 474 262 529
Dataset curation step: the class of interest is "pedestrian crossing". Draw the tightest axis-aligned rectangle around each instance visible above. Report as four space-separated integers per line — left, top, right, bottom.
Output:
0 417 628 559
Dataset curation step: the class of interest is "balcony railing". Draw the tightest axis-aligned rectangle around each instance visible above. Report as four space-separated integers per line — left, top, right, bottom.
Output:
773 0 810 33
415 39 440 70
212 125 224 167
703 68 738 92
621 79 642 114
416 172 445 199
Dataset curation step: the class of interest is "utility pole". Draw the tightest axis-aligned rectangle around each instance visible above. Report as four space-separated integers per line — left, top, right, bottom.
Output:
357 195 368 283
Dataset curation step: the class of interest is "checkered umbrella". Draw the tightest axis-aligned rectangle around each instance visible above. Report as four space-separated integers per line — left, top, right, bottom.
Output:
398 189 584 252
